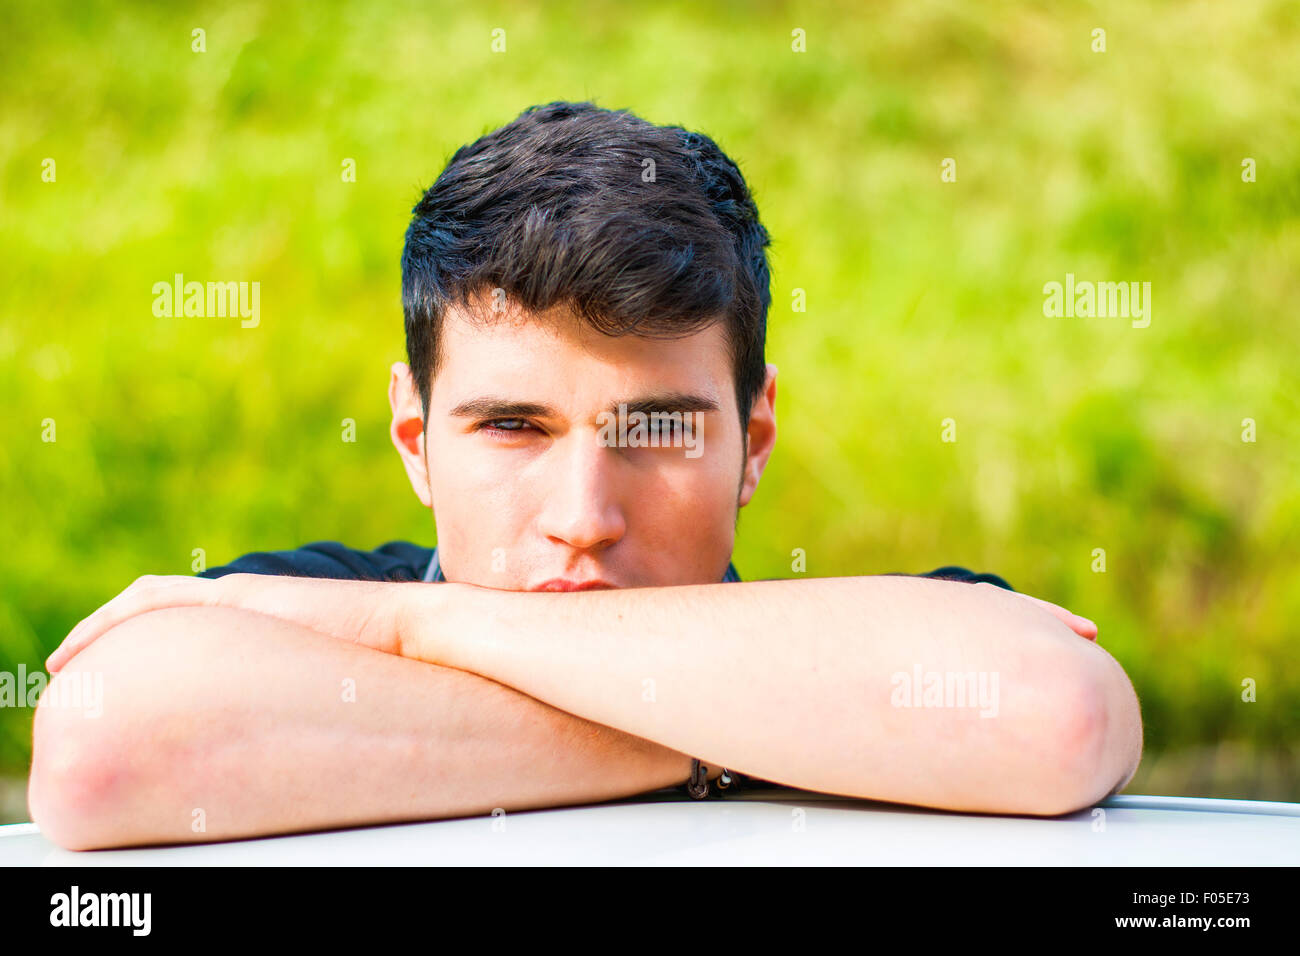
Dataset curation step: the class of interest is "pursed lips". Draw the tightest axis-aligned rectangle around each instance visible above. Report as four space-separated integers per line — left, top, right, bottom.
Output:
530 579 617 592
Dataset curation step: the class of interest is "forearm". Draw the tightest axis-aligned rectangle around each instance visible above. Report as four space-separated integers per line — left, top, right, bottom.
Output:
418 575 1142 814
29 606 696 850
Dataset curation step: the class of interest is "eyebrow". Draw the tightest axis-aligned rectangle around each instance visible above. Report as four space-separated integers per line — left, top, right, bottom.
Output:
448 391 721 420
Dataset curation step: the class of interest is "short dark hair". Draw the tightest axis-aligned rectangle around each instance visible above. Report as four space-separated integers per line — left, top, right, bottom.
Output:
401 100 772 432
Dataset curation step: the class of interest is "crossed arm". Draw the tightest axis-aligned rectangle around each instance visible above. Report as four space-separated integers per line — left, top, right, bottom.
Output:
29 573 1143 849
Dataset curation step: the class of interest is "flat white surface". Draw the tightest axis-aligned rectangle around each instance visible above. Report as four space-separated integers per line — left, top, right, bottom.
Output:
1 790 1297 866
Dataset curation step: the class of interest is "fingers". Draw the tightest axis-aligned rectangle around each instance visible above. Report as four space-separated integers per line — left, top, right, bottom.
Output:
46 575 219 673
1011 591 1098 640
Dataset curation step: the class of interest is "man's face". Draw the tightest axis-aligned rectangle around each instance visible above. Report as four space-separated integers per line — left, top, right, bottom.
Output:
389 298 777 590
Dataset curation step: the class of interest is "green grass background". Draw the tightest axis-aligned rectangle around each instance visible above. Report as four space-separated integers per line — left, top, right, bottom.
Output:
2 0 1297 818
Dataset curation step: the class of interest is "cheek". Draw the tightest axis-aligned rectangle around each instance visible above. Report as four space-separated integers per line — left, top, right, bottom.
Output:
430 462 534 577
640 457 739 536
439 457 532 516
426 442 533 532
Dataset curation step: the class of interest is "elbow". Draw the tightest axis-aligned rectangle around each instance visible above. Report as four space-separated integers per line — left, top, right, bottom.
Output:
29 669 135 851
1023 644 1143 817
28 613 187 851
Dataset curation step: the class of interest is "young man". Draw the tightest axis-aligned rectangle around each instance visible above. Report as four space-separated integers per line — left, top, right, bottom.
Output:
31 101 1142 850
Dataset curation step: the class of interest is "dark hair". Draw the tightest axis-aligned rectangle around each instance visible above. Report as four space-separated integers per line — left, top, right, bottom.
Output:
401 100 772 433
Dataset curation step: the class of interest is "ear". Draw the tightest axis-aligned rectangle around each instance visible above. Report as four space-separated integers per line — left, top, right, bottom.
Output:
738 363 778 508
389 362 433 508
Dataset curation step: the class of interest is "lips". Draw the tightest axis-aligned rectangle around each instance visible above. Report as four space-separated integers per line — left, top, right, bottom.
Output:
531 579 617 592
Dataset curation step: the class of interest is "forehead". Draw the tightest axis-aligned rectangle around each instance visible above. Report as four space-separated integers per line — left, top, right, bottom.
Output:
433 300 734 406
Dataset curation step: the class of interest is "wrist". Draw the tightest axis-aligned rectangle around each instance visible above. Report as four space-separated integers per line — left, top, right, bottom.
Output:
397 579 470 664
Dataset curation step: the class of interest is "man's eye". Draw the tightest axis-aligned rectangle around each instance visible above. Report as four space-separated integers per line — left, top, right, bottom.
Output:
479 419 534 434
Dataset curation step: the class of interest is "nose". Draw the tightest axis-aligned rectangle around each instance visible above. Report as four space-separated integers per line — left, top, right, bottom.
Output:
536 427 627 553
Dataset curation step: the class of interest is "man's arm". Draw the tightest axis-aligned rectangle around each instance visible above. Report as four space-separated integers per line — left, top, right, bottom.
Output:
39 569 1143 839
413 575 1142 816
28 606 710 850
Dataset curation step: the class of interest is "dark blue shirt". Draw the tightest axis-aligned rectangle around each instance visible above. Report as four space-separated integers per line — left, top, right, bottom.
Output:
199 541 746 585
198 541 1015 797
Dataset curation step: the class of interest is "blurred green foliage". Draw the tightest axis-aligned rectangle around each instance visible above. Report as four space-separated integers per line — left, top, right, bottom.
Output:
1 0 1297 805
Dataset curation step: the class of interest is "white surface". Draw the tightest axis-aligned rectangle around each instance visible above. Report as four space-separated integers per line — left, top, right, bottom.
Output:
1 790 1297 865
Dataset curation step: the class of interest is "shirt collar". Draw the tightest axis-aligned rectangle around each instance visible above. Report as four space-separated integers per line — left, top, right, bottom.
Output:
423 547 742 584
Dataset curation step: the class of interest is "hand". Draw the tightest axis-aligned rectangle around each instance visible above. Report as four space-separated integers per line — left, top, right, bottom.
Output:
1006 590 1098 641
45 573 414 673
